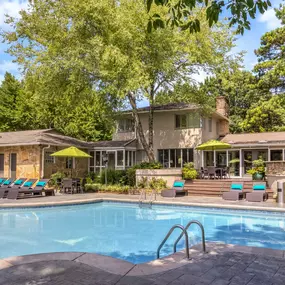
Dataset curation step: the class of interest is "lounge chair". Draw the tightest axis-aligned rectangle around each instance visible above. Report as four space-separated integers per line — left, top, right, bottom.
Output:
222 182 244 201
0 178 8 186
207 166 216 179
6 179 49 200
246 182 268 202
0 178 14 188
0 178 26 199
161 180 187 198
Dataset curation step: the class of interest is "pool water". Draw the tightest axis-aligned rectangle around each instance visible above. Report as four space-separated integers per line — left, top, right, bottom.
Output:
1 202 285 264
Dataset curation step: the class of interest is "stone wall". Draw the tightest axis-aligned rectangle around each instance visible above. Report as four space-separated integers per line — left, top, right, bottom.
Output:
136 169 183 187
0 145 41 179
267 161 285 175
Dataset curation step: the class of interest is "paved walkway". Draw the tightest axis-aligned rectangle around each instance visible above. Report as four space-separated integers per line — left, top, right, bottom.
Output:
1 243 285 285
0 192 283 212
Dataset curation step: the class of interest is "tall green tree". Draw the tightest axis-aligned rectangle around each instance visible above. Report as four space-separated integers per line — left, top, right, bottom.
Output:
3 0 237 160
254 4 285 93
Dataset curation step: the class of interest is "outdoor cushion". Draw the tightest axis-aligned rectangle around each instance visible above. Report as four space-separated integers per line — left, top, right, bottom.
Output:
253 185 266 191
0 179 4 183
36 181 46 187
173 181 184 187
23 181 33 187
231 184 243 190
3 180 11 185
14 180 23 185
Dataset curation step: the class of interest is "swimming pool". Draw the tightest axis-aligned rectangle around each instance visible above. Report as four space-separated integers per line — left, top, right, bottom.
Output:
1 202 285 264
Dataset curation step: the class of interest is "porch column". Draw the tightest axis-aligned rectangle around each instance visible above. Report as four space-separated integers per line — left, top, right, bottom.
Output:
226 150 229 167
123 149 126 170
268 148 271 162
214 150 216 167
201 151 204 167
239 149 242 177
283 149 285 161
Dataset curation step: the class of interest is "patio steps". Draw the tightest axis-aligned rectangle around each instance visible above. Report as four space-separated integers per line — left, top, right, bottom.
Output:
185 179 274 199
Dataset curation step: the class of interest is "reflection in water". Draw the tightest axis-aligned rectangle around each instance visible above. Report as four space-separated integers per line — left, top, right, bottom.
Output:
0 203 285 264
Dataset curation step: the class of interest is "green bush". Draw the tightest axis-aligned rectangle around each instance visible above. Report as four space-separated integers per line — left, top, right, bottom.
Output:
182 162 197 180
148 177 167 190
99 169 127 185
50 171 66 187
84 183 130 194
137 176 148 188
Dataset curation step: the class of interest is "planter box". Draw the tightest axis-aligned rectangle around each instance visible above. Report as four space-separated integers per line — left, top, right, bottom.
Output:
136 169 182 188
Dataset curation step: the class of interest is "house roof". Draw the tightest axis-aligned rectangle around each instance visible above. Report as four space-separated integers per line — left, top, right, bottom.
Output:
90 139 136 148
0 129 90 148
222 132 285 146
122 102 229 121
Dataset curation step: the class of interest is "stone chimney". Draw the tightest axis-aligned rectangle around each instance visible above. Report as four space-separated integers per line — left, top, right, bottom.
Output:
216 96 229 117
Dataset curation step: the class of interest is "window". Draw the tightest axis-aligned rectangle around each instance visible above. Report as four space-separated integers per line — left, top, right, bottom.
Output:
44 151 55 164
270 150 283 161
175 113 200 129
89 151 95 173
0 154 4 177
117 119 134 132
216 121 220 135
202 118 206 130
158 149 193 168
117 150 124 166
208 119 212 132
66 157 73 169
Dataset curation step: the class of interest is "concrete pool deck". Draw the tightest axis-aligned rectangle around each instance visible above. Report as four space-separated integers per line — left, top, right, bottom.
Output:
1 243 285 285
0 192 284 212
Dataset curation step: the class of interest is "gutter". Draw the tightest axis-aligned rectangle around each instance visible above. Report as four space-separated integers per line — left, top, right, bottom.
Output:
41 145 51 178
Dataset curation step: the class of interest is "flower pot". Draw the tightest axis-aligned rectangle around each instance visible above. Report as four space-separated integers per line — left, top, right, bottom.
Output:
253 172 264 180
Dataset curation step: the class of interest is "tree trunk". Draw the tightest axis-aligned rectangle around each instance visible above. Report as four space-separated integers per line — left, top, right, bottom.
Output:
148 87 154 160
127 92 155 162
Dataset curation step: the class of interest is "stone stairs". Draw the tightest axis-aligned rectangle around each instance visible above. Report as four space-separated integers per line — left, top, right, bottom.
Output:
185 179 274 199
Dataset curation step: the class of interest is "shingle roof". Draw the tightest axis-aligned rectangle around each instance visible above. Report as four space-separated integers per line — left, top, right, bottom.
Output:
0 129 90 148
222 132 285 145
125 102 198 113
90 139 136 148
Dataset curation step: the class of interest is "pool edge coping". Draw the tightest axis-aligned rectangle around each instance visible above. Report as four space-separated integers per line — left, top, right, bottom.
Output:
1 196 285 213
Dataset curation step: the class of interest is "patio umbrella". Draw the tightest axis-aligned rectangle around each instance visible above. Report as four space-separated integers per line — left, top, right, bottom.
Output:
51 146 91 177
196 140 231 150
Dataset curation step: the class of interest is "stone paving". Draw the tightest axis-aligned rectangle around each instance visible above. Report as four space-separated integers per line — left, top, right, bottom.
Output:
1 244 285 285
0 192 284 212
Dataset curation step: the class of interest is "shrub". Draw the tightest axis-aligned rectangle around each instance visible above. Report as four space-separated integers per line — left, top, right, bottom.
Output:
148 177 167 190
137 176 148 188
50 171 66 187
182 162 197 180
99 169 127 185
84 183 130 194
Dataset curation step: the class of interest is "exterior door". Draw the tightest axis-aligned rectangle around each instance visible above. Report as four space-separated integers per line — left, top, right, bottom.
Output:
10 153 17 179
243 150 252 175
0 154 4 177
108 152 115 169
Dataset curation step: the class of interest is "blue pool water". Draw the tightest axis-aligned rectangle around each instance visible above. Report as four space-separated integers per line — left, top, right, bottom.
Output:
1 202 285 264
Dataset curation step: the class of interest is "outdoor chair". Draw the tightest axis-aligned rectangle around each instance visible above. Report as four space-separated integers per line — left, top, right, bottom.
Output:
246 182 268 202
222 167 230 179
161 180 187 198
6 179 49 200
0 178 7 186
207 166 216 179
222 182 244 201
0 178 27 199
0 178 14 188
201 167 209 179
62 178 75 194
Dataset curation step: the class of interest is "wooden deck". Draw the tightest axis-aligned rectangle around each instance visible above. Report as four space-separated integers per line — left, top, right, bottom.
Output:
185 179 274 199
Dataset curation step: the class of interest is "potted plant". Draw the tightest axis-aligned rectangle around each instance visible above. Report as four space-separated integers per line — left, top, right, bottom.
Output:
247 157 265 180
182 162 198 180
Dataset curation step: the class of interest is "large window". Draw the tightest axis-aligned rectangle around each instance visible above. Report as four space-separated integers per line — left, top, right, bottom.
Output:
175 113 200 129
158 149 193 168
270 150 283 161
44 151 55 164
117 119 134 132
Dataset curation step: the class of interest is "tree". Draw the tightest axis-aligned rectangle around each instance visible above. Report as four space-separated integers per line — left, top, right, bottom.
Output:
2 0 237 161
253 4 285 93
240 95 285 132
147 0 272 35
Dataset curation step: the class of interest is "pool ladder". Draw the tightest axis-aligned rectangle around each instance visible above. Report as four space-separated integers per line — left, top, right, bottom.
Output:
139 189 156 208
157 220 206 259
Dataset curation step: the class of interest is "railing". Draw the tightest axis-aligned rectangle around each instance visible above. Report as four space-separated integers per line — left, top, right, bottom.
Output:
173 220 206 254
157 224 190 259
139 189 156 208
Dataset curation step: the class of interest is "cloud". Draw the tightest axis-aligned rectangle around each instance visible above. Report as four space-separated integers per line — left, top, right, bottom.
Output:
0 60 19 73
0 0 28 28
259 8 282 30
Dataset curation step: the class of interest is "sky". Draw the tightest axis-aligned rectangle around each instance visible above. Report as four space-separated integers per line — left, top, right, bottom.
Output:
0 0 283 84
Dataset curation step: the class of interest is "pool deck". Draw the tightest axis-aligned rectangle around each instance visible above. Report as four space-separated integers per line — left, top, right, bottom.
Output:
1 243 285 284
0 192 284 212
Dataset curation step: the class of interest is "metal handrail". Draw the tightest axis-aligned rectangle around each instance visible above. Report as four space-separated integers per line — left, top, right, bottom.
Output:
139 189 156 207
173 220 206 254
157 224 190 259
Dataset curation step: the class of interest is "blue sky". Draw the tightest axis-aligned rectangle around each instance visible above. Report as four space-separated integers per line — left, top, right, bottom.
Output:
0 0 283 83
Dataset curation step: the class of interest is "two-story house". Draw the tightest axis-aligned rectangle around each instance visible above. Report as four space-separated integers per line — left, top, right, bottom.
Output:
89 97 229 172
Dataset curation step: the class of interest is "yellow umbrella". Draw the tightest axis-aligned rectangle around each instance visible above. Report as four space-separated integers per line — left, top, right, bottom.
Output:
51 146 91 177
196 140 231 150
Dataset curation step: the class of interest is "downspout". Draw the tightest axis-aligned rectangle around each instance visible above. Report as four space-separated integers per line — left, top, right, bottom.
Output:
41 145 51 178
